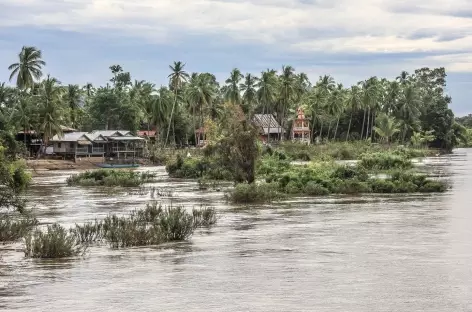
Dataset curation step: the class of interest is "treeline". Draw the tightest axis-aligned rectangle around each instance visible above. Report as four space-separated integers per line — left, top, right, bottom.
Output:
0 46 466 151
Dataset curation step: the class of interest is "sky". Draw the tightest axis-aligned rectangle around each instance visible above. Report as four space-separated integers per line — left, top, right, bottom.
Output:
0 0 471 116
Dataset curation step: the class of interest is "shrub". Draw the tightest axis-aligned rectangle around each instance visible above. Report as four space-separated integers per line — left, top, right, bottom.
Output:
192 207 218 227
359 152 412 170
70 220 103 244
24 224 84 258
418 180 448 192
228 182 284 203
0 214 38 242
158 207 195 241
67 169 156 187
303 181 330 196
333 165 369 180
331 179 372 194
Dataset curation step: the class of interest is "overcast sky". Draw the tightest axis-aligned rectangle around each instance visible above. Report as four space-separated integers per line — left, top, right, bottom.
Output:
1 0 471 115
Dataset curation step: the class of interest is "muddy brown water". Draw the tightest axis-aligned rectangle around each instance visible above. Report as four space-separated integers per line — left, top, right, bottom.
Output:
1 150 471 311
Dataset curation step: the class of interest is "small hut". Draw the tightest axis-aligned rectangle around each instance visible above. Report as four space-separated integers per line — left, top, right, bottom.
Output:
195 127 207 147
291 107 311 144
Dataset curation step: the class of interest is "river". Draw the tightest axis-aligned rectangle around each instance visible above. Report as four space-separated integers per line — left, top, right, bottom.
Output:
1 149 471 311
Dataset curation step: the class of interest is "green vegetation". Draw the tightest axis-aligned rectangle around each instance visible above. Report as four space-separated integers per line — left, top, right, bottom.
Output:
0 46 465 156
0 214 37 242
358 152 412 170
229 156 448 203
66 169 156 187
24 223 84 258
22 204 218 258
278 141 435 161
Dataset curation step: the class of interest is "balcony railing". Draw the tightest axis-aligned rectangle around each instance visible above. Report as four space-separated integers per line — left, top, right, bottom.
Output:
293 127 310 131
92 147 105 153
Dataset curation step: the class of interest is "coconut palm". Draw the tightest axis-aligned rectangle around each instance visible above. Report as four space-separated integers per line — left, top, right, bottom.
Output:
83 83 94 97
240 73 258 117
373 113 400 144
225 68 243 105
8 46 46 90
11 94 35 145
344 86 361 141
37 75 65 156
153 86 173 142
166 61 189 146
64 84 82 128
256 69 278 142
278 65 296 140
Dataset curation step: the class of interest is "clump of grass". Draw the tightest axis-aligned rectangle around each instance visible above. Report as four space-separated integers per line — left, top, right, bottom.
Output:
70 220 103 244
157 207 195 241
192 207 218 227
67 169 156 187
24 223 84 258
359 152 413 170
227 182 285 204
0 214 38 242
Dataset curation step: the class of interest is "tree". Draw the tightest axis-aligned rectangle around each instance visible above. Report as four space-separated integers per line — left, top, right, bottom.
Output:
224 68 244 105
8 46 46 90
64 84 82 128
345 86 361 141
373 113 400 144
256 70 278 142
278 65 296 140
166 61 189 146
240 73 258 117
37 76 65 156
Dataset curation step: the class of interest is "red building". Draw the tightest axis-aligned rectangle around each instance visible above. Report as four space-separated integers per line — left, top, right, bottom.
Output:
291 107 311 144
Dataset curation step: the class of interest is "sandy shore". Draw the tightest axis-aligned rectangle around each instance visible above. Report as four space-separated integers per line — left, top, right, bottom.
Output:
26 158 104 171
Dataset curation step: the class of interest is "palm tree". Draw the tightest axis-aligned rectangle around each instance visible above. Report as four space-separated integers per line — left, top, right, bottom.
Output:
11 94 35 145
256 70 278 142
166 61 189 146
185 73 216 142
38 75 65 156
8 46 46 90
359 77 378 140
278 65 296 140
344 86 361 141
225 68 243 105
153 86 173 142
373 113 400 144
240 73 258 117
398 84 421 142
64 84 82 128
83 83 94 97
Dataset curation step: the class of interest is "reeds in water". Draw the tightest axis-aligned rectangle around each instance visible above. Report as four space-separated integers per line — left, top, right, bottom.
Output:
0 214 38 242
24 223 84 258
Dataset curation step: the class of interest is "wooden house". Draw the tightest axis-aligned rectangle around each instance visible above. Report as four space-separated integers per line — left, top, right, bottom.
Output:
252 114 284 143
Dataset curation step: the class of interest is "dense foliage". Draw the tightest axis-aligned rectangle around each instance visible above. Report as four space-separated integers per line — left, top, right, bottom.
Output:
0 46 467 152
66 169 156 187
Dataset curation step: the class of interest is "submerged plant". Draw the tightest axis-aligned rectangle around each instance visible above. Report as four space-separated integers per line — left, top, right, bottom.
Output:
0 214 38 242
24 223 84 258
66 169 157 187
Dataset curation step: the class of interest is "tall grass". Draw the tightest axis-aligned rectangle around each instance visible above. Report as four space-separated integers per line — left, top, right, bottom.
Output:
68 203 218 249
0 214 38 242
25 223 84 258
67 169 156 187
359 152 413 170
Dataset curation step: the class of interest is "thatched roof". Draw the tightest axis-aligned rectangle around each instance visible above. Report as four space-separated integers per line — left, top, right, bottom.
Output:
252 114 284 134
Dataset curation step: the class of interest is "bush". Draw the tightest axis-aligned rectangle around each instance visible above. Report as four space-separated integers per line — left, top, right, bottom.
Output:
418 180 448 192
332 179 372 194
158 206 195 241
359 152 412 170
70 220 103 244
303 181 330 196
0 214 38 242
25 224 84 258
192 207 218 227
228 182 284 203
67 169 156 187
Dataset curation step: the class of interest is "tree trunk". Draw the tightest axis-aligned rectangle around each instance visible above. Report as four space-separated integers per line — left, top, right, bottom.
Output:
365 108 371 140
361 108 366 140
267 103 271 144
327 120 332 142
346 112 352 141
319 118 323 142
165 92 177 147
370 111 375 142
311 115 316 143
333 116 340 140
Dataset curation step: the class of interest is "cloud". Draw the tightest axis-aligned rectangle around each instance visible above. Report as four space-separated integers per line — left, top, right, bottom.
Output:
1 0 472 54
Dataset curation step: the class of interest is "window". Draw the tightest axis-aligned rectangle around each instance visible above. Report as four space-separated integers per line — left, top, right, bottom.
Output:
58 143 62 148
70 142 74 148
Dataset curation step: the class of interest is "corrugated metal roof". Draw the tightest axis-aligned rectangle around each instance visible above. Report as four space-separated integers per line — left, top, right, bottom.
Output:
51 132 89 142
89 130 131 138
252 114 284 134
